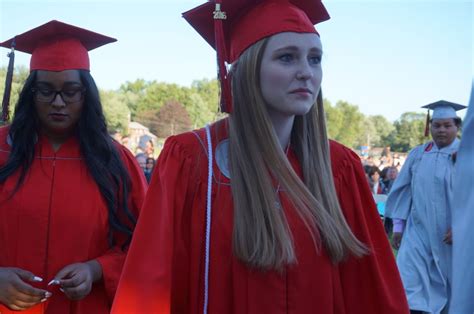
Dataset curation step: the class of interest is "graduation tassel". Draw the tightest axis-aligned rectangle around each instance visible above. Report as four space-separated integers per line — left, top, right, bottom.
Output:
424 109 430 137
213 2 232 113
1 38 16 123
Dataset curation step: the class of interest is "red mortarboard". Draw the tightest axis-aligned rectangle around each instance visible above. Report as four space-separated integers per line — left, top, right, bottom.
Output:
0 20 116 72
0 20 116 121
183 0 330 113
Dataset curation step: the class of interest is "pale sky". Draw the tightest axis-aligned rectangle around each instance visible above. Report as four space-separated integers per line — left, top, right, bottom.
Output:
1 0 473 121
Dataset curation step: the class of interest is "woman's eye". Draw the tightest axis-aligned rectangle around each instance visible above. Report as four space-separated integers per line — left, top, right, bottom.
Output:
309 56 322 65
278 54 293 62
39 89 54 96
63 90 79 97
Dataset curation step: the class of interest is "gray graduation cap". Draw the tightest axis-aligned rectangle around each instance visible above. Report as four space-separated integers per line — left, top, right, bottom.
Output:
422 100 466 120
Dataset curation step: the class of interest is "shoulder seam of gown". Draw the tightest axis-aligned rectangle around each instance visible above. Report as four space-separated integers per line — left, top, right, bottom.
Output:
330 141 357 181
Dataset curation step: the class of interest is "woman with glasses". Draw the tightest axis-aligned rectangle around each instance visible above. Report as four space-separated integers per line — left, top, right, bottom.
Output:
0 21 147 313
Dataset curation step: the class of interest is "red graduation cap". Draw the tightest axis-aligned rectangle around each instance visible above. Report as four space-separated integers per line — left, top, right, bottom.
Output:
183 0 330 113
0 20 116 72
0 20 116 121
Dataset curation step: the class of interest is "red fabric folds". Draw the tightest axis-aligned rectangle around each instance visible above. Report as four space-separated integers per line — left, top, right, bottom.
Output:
112 120 408 314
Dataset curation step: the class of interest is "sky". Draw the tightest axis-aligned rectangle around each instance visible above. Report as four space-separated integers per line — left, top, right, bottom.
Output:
1 0 473 122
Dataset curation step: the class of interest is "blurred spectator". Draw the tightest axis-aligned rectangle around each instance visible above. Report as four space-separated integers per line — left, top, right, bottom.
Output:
135 153 147 173
380 166 398 194
144 157 155 183
380 166 398 235
380 146 393 168
366 166 388 218
136 135 155 158
367 166 382 194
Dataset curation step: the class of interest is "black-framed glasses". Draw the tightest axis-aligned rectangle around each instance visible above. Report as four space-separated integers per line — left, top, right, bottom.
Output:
31 86 86 104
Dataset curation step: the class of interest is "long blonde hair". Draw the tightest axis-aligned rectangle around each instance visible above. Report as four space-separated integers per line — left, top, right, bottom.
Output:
229 37 367 270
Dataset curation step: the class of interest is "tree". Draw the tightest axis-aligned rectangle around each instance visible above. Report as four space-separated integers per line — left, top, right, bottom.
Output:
137 100 192 138
366 115 395 147
325 100 365 148
324 98 342 140
100 90 130 134
119 79 149 118
356 116 377 148
189 78 220 127
156 100 192 137
0 66 30 124
386 112 426 152
135 108 160 135
137 82 189 113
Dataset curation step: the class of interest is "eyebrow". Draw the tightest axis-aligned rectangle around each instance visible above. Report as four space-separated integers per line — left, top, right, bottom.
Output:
35 81 82 86
433 121 454 125
273 46 323 54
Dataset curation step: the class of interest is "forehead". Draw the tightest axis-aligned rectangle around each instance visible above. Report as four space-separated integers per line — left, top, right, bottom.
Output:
432 118 455 125
265 32 322 52
36 69 81 84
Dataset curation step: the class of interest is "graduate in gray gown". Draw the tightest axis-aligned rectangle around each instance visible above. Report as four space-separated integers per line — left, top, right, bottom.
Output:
449 81 474 314
385 100 466 314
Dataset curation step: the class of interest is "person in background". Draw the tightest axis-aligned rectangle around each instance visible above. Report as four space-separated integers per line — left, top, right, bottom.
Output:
144 157 155 183
0 21 147 313
381 166 398 235
449 81 474 314
367 166 382 195
135 153 147 173
385 100 466 314
384 166 398 191
380 146 393 169
136 135 154 158
111 1 408 313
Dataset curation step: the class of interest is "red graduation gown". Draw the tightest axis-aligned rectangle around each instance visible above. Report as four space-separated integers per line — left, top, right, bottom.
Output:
112 120 409 314
0 126 147 314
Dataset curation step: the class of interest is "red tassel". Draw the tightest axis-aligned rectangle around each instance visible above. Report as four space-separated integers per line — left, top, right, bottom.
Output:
213 2 232 113
424 110 430 137
1 38 16 123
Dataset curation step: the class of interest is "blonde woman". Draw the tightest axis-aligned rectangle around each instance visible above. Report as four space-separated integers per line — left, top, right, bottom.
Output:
112 1 408 313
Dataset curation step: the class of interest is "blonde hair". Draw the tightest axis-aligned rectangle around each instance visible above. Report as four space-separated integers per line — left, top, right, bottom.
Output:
229 37 367 270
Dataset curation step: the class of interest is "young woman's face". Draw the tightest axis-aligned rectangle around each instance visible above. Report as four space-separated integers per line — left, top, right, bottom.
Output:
34 70 84 137
430 118 459 148
146 158 155 170
371 171 380 182
260 32 322 119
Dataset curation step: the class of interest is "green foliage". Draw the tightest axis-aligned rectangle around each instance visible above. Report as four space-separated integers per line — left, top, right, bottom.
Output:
0 66 30 122
118 78 220 128
386 112 426 152
0 66 430 152
156 100 192 137
100 90 130 134
359 115 395 148
135 109 160 135
370 115 395 147
189 78 220 127
356 116 377 147
325 100 364 148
